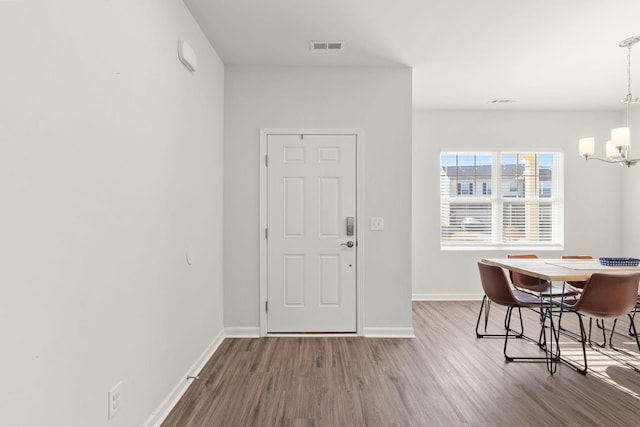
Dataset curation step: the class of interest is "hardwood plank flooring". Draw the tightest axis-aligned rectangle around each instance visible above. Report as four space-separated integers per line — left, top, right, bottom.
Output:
162 302 640 426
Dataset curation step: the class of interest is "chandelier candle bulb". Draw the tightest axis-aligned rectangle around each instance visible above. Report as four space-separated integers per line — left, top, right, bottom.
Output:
606 140 618 158
612 127 631 148
579 138 595 157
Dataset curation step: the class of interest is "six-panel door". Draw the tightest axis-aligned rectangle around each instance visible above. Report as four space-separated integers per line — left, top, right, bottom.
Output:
267 134 357 332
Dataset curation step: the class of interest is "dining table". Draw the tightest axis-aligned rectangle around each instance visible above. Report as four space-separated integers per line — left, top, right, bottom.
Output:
481 257 640 283
479 257 640 374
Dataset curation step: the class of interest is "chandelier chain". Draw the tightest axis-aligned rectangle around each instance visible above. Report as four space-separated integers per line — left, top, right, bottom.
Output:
627 43 632 130
627 44 632 100
627 43 633 102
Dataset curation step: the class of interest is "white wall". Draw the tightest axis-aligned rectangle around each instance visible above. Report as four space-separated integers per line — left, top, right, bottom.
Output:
224 66 413 334
622 110 640 255
413 110 623 299
0 1 224 426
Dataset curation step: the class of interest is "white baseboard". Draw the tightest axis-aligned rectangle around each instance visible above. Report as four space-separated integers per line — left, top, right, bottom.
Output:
143 329 225 427
363 327 415 338
224 327 260 338
226 326 416 338
266 333 358 337
413 293 484 301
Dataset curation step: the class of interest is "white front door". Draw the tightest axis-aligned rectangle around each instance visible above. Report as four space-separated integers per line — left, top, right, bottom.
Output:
266 133 357 333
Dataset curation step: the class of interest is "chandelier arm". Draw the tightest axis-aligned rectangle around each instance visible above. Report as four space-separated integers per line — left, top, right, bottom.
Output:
584 156 640 167
585 156 623 164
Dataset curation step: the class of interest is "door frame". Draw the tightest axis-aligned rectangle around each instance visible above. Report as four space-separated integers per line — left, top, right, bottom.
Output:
259 128 365 336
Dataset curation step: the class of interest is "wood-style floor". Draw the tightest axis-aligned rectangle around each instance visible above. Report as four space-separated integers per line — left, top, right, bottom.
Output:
162 301 640 426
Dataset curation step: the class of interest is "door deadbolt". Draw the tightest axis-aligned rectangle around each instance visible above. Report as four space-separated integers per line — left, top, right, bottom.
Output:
346 217 354 236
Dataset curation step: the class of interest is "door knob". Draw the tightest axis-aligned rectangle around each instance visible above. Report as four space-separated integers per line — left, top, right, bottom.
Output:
340 241 354 248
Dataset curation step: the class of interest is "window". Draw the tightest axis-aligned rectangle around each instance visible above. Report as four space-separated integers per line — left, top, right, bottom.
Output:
457 182 473 195
539 181 551 197
440 151 563 249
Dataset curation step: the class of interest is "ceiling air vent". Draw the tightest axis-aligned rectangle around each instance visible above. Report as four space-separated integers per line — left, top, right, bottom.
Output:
488 98 516 104
309 41 344 51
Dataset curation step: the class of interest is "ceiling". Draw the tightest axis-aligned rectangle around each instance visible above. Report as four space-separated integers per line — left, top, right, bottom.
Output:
184 0 640 111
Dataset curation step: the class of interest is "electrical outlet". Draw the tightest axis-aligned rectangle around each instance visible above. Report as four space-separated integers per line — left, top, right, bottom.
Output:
369 217 384 231
108 381 122 420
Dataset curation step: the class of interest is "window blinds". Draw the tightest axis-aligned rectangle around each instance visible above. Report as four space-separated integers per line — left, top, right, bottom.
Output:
440 151 563 248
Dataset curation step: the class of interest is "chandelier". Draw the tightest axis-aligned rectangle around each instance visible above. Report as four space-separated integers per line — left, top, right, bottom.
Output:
579 36 640 167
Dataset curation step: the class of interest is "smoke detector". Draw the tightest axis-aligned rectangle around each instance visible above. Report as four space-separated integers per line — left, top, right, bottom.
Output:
309 41 345 51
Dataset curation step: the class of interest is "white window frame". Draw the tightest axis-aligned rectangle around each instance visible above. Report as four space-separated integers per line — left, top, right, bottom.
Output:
440 150 564 251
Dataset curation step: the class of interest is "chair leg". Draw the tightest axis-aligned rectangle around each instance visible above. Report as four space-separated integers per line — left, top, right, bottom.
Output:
588 317 607 348
575 313 589 374
544 307 559 375
537 305 551 350
610 318 619 349
475 296 503 338
556 309 589 374
600 319 607 347
537 317 546 350
476 296 523 338
475 295 488 338
608 310 638 345
516 307 524 337
599 315 640 374
485 299 491 330
504 306 514 361
629 309 638 337
628 313 640 352
504 305 550 363
608 315 640 371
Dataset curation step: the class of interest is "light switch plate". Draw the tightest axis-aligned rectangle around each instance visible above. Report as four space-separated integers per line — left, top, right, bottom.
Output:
370 217 384 231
